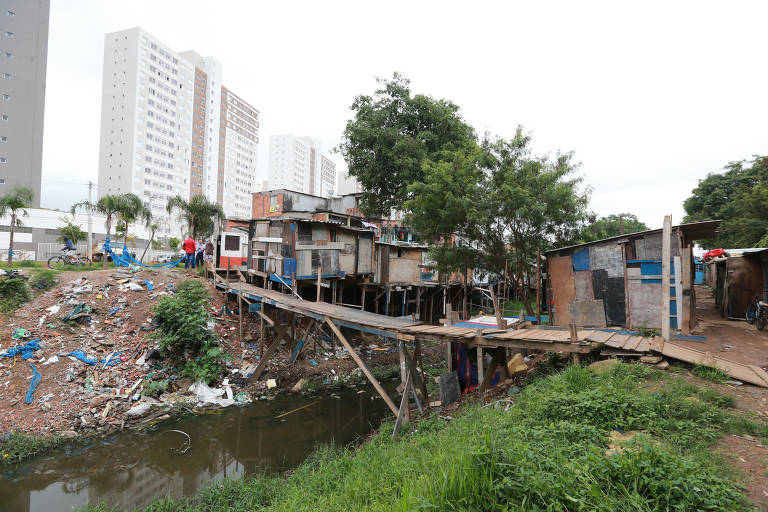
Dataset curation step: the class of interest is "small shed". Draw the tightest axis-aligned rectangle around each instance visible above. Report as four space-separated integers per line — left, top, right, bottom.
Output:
545 221 719 333
708 248 768 319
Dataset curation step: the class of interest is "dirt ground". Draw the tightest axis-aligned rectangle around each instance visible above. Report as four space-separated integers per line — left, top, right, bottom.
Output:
671 284 768 368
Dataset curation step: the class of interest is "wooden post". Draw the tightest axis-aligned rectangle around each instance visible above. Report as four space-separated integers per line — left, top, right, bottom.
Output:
316 271 321 302
661 215 672 341
238 280 243 345
385 285 391 316
398 341 410 422
445 303 453 369
392 370 411 440
332 279 337 305
681 246 692 334
361 284 367 312
536 247 541 325
476 346 484 390
416 287 422 321
324 318 399 415
338 282 344 307
490 283 505 329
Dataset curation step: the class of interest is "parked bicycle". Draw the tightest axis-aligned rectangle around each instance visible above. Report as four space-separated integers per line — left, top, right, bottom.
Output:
746 289 768 331
47 249 92 269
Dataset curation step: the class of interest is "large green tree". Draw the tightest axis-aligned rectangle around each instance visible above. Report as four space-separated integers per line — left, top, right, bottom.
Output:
116 193 151 246
166 194 225 240
0 186 34 266
338 73 476 217
683 156 768 248
571 213 649 244
406 129 590 314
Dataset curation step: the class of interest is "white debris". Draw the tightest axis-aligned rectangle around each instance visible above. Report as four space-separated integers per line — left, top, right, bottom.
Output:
125 282 144 291
126 402 153 417
267 379 277 389
188 381 234 407
46 304 61 315
42 356 59 365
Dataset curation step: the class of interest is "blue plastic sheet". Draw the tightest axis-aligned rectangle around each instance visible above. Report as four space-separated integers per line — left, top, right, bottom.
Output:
60 350 122 367
25 363 41 404
2 339 41 360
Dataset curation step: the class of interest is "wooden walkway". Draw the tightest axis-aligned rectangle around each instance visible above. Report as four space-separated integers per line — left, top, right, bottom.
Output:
214 279 768 388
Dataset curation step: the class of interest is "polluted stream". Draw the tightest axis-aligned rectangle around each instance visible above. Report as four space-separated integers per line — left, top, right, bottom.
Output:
0 382 397 511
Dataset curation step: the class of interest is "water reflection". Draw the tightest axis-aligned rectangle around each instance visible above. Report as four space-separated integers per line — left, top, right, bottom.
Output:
0 384 393 512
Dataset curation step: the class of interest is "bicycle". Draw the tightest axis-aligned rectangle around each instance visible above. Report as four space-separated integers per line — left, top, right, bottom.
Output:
47 249 92 269
746 289 768 331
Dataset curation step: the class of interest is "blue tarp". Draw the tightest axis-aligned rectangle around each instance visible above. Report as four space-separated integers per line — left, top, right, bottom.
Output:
60 350 122 367
1 339 41 360
572 247 590 271
25 363 41 404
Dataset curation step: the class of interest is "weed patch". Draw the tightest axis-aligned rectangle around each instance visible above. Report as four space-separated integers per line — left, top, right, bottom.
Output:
28 269 58 291
693 364 731 384
0 278 31 314
84 362 761 512
150 280 229 385
1 432 64 467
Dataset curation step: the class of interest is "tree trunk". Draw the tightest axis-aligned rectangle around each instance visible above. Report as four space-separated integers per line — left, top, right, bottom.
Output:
508 272 534 315
7 213 15 267
102 218 111 269
140 229 155 263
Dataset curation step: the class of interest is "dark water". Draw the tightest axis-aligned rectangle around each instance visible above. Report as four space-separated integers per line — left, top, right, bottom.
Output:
0 383 395 512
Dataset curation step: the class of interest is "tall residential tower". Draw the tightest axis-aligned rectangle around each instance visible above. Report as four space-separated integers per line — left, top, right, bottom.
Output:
0 0 50 206
97 28 259 237
268 134 336 197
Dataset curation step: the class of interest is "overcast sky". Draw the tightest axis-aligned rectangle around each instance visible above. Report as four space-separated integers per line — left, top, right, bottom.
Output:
41 0 767 229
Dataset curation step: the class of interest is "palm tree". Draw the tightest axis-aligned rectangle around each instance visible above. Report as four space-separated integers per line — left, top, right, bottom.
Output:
0 186 34 266
140 222 159 263
166 194 225 240
74 194 124 269
117 193 151 247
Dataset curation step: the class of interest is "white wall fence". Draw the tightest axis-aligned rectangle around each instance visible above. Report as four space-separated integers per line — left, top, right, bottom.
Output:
35 243 170 263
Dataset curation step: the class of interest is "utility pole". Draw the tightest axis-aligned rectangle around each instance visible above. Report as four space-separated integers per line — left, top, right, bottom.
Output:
87 181 93 261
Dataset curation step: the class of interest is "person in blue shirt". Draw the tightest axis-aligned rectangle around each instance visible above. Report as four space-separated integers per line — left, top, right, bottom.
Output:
62 237 75 252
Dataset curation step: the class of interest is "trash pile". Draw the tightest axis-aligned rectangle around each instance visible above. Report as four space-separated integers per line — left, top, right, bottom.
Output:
0 269 258 438
0 268 430 439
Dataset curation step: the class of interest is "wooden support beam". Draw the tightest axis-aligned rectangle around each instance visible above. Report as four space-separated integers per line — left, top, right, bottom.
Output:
361 284 367 312
478 347 507 396
256 309 275 327
399 340 426 403
489 283 506 329
324 317 399 415
662 214 672 341
392 370 412 440
476 346 484 390
249 318 293 381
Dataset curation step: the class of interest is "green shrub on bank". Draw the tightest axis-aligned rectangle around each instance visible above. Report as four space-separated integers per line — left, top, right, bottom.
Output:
150 280 229 385
0 277 30 314
83 362 760 511
1 433 63 467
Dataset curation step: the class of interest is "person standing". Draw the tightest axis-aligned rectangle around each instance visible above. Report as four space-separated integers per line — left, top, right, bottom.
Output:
182 235 196 270
195 239 204 267
204 239 214 264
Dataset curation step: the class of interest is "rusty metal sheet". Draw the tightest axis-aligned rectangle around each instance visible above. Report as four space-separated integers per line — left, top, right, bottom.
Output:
628 280 661 329
548 255 575 326
574 270 594 300
590 245 624 278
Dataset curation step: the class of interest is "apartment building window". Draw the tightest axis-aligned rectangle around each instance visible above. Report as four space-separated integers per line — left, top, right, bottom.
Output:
6 32 13 38
1 115 6 121
4 53 11 59
1 137 6 142
0 157 6 163
7 11 14 16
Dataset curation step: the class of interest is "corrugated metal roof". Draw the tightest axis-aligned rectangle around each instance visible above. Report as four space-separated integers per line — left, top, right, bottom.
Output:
545 220 721 255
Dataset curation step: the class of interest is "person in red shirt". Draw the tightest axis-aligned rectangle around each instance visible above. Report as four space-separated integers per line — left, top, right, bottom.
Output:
182 236 196 269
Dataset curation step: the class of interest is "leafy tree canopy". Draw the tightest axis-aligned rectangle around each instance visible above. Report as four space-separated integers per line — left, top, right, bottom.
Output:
406 129 590 313
338 73 476 217
166 194 225 240
57 216 87 245
683 156 768 248
569 213 649 244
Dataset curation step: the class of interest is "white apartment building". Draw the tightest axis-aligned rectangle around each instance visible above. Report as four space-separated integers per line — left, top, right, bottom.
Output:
336 170 362 196
97 28 259 237
0 0 49 206
268 135 335 198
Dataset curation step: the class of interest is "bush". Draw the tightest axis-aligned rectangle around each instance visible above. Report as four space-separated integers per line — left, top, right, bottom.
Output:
1 432 63 467
150 280 229 385
28 269 58 291
0 278 31 314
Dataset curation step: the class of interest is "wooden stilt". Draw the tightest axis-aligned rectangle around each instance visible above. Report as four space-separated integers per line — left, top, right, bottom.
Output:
361 284 367 312
392 370 412 440
476 346 484 390
324 317 399 415
398 342 410 422
316 271 321 302
478 347 507 396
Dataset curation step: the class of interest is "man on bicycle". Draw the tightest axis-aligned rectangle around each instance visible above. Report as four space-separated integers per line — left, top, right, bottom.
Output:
62 236 76 253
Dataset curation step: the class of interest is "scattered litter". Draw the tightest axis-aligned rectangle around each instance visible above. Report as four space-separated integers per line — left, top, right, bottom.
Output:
144 280 153 291
46 304 61 315
188 381 234 407
726 380 743 386
24 363 41 405
126 402 152 417
310 359 318 366
11 328 31 340
167 429 190 454
60 350 122 367
41 355 59 365
125 282 144 291
1 339 41 360
267 379 277 389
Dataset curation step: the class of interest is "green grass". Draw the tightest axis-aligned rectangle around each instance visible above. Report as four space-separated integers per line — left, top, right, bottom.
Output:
692 364 731 384
81 362 764 511
1 432 64 467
